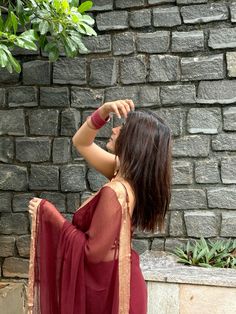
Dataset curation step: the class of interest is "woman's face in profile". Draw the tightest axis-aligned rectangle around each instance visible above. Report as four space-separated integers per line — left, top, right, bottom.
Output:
106 125 122 153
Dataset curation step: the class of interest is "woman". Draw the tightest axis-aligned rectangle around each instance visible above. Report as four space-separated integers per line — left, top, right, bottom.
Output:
28 99 172 314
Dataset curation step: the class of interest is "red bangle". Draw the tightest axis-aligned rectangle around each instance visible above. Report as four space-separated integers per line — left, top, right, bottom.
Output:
90 109 110 129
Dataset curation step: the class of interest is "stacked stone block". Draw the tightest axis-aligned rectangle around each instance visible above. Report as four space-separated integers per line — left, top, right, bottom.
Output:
0 0 236 279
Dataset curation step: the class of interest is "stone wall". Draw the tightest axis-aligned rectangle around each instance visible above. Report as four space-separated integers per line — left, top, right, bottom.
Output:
0 0 236 279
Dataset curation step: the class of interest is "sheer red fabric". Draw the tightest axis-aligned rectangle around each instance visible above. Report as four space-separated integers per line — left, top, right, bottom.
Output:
28 185 147 314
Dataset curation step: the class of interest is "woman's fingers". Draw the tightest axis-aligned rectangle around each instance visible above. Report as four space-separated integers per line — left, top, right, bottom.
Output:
125 99 135 111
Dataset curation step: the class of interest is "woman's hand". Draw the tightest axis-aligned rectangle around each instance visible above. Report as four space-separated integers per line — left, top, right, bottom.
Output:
99 99 135 119
28 197 42 216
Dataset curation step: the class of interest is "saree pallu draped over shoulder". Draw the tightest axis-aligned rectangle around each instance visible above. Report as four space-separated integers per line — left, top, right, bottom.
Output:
28 184 133 314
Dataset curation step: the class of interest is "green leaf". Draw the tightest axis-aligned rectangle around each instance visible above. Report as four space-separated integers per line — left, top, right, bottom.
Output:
79 22 96 36
0 11 4 32
8 54 21 73
81 14 95 26
0 49 8 67
69 0 80 7
53 0 61 12
10 12 18 34
78 1 93 13
49 49 59 62
39 20 49 35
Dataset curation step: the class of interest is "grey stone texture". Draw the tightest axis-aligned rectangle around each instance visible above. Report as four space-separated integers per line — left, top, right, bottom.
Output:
96 11 128 31
230 3 236 23
129 9 151 28
60 165 86 192
3 257 29 278
16 235 30 257
132 239 150 254
226 52 236 77
0 213 29 235
0 88 6 107
165 238 189 253
87 168 109 192
160 84 196 105
40 87 70 108
0 236 15 257
0 192 12 213
221 212 236 237
115 0 145 8
173 135 210 157
223 107 236 131
61 109 81 136
155 108 184 136
67 193 81 213
16 137 51 162
53 138 71 164
208 28 236 49
105 86 139 104
0 165 28 191
53 57 86 85
39 192 66 212
169 211 186 237
172 31 204 52
149 0 175 4
207 188 236 209
82 35 111 54
187 108 221 134
8 86 38 107
197 80 236 104
13 193 36 212
0 109 26 135
184 211 218 238
113 32 135 55
212 133 236 151
170 189 207 210
195 160 220 184
29 165 59 191
136 31 170 53
149 55 180 82
221 157 236 184
91 0 113 11
180 3 228 24
153 7 181 27
0 137 14 163
139 86 161 107
172 161 193 185
29 109 59 136
181 54 224 81
177 0 207 5
23 60 51 85
151 238 165 251
71 87 104 108
120 55 147 84
89 58 117 87
0 68 19 84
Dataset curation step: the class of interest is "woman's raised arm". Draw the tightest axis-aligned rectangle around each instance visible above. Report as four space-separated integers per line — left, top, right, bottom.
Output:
72 100 134 180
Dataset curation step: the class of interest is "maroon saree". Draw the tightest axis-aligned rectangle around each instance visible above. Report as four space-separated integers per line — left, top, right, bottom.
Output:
28 182 147 314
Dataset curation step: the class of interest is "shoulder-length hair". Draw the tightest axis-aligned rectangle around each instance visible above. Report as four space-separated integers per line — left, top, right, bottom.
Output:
115 110 172 233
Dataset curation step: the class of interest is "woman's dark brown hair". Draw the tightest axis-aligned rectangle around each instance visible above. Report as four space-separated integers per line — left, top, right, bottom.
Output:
115 110 172 233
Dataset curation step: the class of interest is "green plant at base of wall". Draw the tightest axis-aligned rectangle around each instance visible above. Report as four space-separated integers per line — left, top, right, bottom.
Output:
0 0 96 73
171 236 236 269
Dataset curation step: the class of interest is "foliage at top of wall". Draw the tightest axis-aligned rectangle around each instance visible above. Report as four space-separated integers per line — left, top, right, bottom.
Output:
0 0 97 73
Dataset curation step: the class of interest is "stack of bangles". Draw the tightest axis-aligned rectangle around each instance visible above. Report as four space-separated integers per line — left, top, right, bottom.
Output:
86 109 110 130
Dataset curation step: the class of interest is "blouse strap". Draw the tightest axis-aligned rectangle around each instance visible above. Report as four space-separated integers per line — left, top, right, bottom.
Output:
113 180 130 214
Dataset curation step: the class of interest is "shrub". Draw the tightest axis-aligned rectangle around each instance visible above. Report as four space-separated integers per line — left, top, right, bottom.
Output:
0 0 96 73
172 236 236 269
